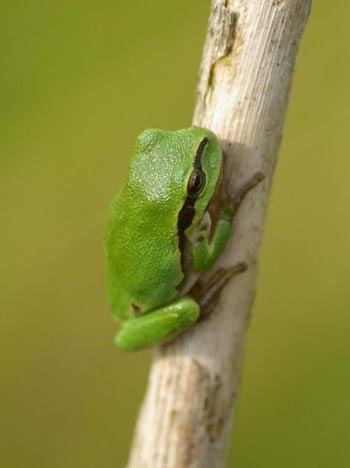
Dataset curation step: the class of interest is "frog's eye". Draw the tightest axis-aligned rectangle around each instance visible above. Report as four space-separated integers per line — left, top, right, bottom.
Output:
187 169 206 197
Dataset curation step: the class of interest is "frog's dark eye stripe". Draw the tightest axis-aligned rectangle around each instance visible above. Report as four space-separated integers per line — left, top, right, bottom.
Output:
176 136 210 271
194 137 209 169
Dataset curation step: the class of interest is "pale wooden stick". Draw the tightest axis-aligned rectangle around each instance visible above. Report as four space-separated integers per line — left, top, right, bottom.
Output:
127 1 311 467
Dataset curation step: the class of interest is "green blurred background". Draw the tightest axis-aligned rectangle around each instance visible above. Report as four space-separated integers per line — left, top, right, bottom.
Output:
1 1 349 467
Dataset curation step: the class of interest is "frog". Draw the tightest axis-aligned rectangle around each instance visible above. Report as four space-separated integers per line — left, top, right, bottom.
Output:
106 127 263 351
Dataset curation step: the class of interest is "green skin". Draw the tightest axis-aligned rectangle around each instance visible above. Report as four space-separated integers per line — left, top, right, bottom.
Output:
106 127 260 351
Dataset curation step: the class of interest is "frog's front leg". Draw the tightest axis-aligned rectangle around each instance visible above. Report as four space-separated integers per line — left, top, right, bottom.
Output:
116 297 200 351
192 172 264 273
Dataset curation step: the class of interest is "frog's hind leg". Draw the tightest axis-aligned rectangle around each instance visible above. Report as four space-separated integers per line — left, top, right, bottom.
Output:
193 263 247 319
115 297 200 351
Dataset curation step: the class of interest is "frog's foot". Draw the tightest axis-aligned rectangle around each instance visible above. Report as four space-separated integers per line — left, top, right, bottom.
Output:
115 297 200 351
223 172 265 219
196 263 247 318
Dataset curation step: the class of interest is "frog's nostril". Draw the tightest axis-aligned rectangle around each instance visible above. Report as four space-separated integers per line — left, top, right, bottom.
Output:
132 303 142 316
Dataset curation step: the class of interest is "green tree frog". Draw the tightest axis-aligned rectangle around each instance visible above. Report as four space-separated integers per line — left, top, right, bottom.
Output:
106 127 263 351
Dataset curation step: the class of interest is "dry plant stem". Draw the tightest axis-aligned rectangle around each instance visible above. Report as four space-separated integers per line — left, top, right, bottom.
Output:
128 1 311 467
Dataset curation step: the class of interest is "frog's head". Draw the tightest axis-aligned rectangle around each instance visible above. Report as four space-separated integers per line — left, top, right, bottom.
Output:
175 127 223 238
130 126 222 232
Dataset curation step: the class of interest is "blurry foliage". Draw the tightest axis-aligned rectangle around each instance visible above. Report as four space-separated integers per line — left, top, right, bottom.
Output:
0 1 349 467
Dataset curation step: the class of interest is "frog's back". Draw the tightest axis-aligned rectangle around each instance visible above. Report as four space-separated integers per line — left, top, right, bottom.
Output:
106 128 203 320
107 185 183 319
